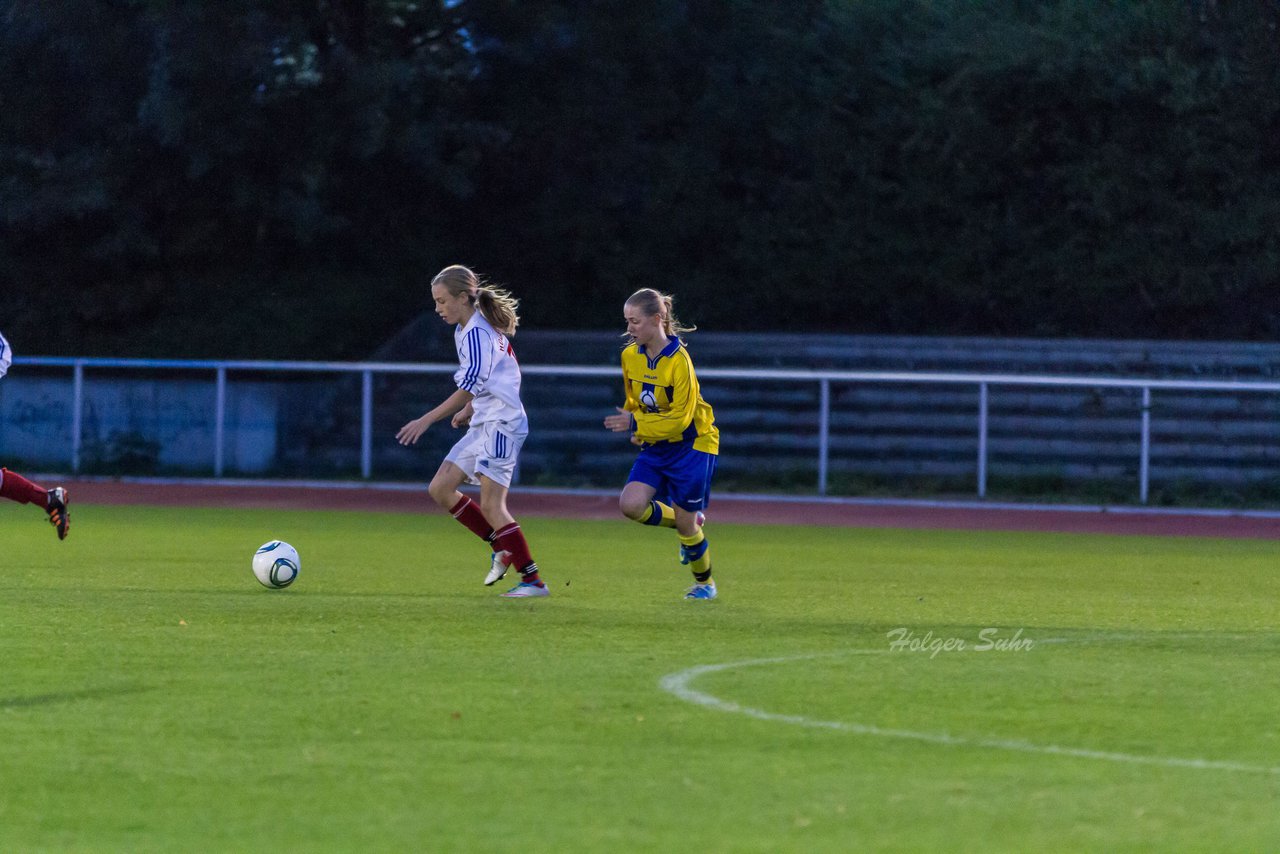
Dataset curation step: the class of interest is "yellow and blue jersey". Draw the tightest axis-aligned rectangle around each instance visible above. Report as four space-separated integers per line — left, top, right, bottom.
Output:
621 338 719 455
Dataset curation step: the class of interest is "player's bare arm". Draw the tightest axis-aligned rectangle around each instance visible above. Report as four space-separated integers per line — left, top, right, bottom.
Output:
604 407 644 446
397 388 475 445
451 400 475 429
603 406 632 432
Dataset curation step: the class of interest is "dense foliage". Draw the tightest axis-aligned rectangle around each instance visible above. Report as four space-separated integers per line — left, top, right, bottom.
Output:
2 1 1278 357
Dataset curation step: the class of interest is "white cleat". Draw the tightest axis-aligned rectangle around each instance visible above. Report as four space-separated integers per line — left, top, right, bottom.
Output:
500 581 549 598
485 550 511 586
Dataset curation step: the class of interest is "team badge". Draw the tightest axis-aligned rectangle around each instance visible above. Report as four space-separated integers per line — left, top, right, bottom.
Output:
639 388 659 412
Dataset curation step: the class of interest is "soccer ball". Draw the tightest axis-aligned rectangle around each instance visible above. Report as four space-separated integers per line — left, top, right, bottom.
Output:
253 540 300 589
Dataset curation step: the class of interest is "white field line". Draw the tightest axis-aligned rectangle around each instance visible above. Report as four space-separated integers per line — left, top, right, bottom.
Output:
659 652 1280 776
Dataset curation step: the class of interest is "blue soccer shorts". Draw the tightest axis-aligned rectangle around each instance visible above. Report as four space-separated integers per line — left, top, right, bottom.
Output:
626 443 717 513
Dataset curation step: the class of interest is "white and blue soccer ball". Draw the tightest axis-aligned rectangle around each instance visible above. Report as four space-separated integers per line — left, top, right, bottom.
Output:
253 540 300 589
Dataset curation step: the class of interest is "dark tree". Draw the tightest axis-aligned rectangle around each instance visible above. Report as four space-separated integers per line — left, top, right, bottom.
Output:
2 0 1278 356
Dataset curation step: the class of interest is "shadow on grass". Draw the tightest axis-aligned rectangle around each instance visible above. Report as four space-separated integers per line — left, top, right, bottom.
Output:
0 684 152 709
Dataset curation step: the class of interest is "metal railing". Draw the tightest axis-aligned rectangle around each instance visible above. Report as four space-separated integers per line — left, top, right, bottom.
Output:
12 357 1280 502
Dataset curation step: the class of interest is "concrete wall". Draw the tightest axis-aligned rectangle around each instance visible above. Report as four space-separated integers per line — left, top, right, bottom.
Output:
0 375 279 474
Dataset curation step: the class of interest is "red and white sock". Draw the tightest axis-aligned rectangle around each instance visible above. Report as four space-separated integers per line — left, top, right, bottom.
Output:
0 468 48 507
449 496 497 547
492 522 540 584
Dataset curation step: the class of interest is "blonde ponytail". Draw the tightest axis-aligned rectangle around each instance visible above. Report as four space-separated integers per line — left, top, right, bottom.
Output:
431 264 521 336
475 287 520 336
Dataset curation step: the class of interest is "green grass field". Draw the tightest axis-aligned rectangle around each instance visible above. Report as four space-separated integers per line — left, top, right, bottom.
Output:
2 503 1279 852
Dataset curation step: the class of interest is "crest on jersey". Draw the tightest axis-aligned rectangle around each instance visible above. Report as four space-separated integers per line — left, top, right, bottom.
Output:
639 387 659 412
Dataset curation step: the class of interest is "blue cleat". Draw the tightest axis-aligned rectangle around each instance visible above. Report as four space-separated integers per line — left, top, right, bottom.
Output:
500 581 549 598
684 581 717 600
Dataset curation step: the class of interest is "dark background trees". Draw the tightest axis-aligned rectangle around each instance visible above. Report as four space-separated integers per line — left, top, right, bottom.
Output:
2 0 1278 357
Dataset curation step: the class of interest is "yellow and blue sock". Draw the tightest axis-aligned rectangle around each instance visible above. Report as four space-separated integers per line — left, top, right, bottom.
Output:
637 499 676 528
678 530 712 582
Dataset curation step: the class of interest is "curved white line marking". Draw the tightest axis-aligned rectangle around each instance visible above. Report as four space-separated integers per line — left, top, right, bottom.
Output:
659 653 1280 776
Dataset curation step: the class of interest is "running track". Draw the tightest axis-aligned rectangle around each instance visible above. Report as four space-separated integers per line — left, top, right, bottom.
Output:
68 480 1280 540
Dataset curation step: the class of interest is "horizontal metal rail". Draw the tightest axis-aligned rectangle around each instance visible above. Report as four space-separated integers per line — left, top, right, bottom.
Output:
17 356 1280 392
11 357 1280 501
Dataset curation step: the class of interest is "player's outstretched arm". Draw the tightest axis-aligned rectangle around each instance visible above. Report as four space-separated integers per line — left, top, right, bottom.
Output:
396 415 432 445
603 406 633 433
451 401 475 428
397 388 474 445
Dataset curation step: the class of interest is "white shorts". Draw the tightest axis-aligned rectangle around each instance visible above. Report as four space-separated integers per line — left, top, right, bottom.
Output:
444 420 527 488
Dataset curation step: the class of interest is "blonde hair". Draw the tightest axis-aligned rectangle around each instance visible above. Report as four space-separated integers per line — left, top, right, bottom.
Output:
431 264 520 336
624 288 696 341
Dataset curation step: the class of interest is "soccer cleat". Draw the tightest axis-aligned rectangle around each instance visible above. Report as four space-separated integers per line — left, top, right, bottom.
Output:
46 487 69 540
485 550 510 586
684 581 717 600
500 581 549 598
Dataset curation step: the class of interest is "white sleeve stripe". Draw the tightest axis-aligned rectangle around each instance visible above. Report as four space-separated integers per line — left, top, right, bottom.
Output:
460 329 481 391
471 329 484 389
460 332 473 390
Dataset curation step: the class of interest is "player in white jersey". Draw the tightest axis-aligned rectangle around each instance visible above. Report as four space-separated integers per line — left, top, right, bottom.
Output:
453 304 528 434
395 265 547 598
0 330 71 539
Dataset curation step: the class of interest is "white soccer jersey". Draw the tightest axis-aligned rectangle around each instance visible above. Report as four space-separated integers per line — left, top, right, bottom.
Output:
453 311 528 433
0 330 10 378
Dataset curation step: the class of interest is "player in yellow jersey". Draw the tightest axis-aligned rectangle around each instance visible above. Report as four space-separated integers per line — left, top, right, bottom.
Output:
603 289 719 599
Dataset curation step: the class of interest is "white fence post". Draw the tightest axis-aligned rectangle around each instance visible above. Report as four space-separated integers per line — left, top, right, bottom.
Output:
817 378 830 496
1139 386 1151 504
977 382 989 498
71 360 84 474
361 369 373 479
214 366 227 477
